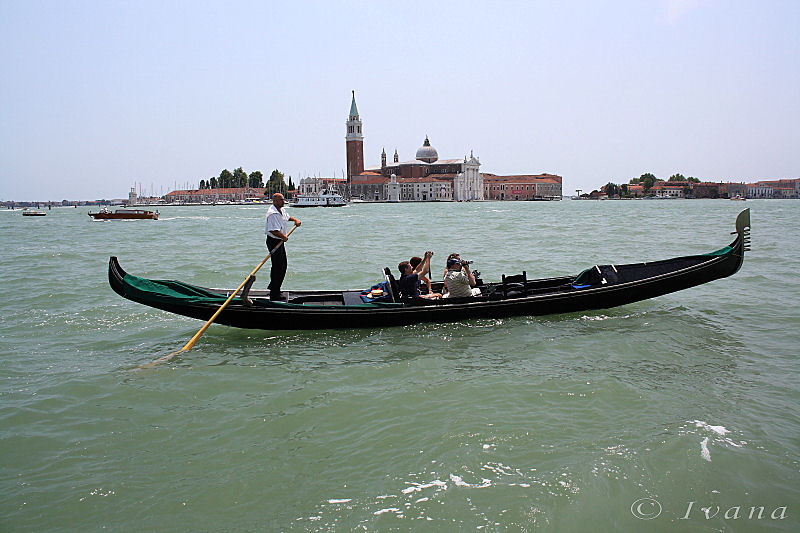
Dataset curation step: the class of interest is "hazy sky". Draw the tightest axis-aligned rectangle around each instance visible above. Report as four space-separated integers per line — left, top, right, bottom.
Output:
1 0 798 200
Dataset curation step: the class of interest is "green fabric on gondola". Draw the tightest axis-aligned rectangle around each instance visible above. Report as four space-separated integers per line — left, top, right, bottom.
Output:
123 274 229 305
121 273 402 308
701 245 733 257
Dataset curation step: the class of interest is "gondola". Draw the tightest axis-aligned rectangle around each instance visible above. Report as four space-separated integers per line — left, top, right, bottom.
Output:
108 209 750 330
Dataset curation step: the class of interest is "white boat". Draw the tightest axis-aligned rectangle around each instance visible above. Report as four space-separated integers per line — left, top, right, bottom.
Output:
290 188 347 208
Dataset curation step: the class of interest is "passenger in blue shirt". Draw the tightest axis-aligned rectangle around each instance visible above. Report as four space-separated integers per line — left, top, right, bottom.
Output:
397 251 441 299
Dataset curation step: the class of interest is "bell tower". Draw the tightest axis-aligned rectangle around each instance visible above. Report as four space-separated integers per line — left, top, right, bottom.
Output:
345 91 364 183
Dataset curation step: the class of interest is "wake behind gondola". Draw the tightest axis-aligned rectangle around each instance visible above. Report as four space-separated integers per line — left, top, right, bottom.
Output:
108 209 750 330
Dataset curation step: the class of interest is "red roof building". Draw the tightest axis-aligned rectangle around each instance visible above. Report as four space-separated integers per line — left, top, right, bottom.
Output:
165 187 267 203
482 174 562 200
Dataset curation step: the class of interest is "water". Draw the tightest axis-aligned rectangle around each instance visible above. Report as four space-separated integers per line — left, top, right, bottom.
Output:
1 200 798 531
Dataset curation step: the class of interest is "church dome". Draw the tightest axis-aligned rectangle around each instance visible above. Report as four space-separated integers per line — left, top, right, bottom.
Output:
415 136 438 163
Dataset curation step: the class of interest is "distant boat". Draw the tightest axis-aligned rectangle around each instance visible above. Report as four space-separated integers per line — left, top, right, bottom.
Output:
22 208 47 216
731 195 746 201
89 208 159 220
290 188 347 208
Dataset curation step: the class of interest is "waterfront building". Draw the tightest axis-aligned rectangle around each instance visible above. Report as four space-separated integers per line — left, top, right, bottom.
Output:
692 182 722 199
627 184 645 197
722 182 747 198
482 174 562 200
165 187 267 203
747 182 774 199
746 178 799 199
651 182 687 198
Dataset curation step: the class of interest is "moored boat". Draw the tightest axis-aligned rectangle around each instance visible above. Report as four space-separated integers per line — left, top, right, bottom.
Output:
290 188 347 207
22 208 47 216
108 210 750 330
89 208 159 220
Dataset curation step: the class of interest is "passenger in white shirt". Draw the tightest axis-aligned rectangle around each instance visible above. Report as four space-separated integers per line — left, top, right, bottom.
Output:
443 257 477 298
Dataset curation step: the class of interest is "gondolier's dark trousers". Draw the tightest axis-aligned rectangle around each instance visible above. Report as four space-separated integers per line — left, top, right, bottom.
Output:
266 235 287 299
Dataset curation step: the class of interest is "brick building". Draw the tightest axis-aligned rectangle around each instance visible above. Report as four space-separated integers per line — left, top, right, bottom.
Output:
165 187 266 203
482 174 562 200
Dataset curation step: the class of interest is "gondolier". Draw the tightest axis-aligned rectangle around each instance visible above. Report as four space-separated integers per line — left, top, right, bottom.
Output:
265 193 301 300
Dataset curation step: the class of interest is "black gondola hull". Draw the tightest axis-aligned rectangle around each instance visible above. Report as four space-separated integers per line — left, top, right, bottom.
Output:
108 213 748 330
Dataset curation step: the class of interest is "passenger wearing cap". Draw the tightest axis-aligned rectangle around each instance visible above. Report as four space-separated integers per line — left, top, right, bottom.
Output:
442 253 460 292
443 256 477 298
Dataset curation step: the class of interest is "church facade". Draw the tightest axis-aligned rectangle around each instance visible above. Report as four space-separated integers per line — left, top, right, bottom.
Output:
345 93 560 202
346 93 483 202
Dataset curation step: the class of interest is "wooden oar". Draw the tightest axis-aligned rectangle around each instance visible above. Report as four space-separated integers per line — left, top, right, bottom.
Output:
139 224 299 369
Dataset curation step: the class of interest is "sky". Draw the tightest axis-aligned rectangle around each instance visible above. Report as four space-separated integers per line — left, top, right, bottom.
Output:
1 0 798 201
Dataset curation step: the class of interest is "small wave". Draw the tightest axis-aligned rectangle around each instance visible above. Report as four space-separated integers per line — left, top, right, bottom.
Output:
158 216 210 221
700 437 711 461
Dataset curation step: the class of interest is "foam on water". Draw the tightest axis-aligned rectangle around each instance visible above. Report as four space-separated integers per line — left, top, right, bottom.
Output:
700 437 712 461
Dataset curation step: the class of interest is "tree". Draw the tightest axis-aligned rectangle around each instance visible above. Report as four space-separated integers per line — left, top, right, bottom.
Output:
209 176 217 189
629 177 641 184
621 183 629 195
640 173 657 191
603 182 620 197
199 179 206 190
687 176 700 183
288 176 295 191
233 167 248 188
219 169 233 188
265 169 287 195
669 173 686 182
248 170 264 188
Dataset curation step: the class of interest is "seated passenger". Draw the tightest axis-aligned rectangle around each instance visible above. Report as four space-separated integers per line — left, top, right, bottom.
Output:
442 253 460 292
409 255 432 294
398 251 441 299
443 257 477 298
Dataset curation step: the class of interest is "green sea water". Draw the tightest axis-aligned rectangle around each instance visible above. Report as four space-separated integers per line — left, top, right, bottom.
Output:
1 200 798 532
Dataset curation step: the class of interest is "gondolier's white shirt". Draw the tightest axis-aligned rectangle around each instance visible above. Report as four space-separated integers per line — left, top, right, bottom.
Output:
265 205 289 237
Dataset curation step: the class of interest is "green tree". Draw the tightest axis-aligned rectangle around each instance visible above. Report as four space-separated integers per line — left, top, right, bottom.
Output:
209 176 217 189
265 169 287 195
288 176 295 191
629 177 641 184
621 183 629 195
219 169 233 188
603 182 620 197
199 179 206 189
233 167 248 188
669 173 686 182
687 176 700 183
248 170 264 188
640 173 657 191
